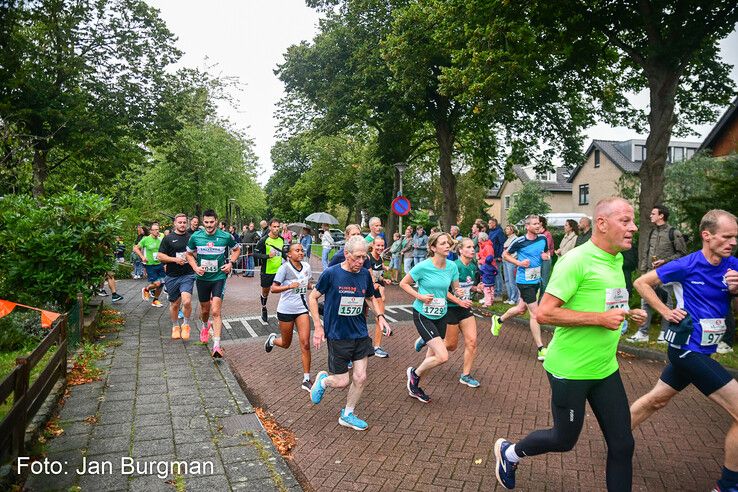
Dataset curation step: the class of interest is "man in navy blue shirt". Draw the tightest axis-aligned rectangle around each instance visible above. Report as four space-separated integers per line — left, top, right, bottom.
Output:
308 236 389 431
488 218 506 298
631 209 738 492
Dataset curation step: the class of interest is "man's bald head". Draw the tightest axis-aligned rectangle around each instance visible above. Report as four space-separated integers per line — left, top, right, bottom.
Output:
594 197 632 219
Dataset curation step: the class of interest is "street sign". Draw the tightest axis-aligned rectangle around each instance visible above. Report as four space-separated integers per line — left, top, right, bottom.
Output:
391 196 411 216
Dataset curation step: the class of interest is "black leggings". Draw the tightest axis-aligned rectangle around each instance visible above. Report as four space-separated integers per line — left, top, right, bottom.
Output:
516 370 634 492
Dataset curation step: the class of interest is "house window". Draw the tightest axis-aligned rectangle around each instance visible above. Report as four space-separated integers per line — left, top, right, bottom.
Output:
636 145 647 161
504 195 511 210
594 149 600 167
673 146 684 162
686 147 696 159
579 184 589 206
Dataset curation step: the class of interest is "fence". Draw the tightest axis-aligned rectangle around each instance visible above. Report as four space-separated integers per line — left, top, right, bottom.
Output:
232 242 346 278
0 314 68 464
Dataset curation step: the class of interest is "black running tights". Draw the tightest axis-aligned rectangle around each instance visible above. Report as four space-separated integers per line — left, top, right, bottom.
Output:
516 370 634 492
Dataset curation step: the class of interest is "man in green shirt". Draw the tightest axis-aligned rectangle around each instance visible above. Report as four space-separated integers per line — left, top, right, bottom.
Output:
133 221 165 307
493 197 646 491
254 218 285 322
186 209 240 358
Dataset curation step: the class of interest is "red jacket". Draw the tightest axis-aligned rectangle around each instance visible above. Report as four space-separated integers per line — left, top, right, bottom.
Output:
477 240 495 264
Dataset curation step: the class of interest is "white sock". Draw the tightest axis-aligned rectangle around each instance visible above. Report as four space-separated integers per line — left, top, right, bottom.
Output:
344 406 354 415
320 378 327 389
213 336 220 345
303 373 310 381
505 444 521 463
183 317 189 325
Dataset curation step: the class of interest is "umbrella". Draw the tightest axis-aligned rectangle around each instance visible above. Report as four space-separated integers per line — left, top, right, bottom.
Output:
287 222 310 234
304 212 339 225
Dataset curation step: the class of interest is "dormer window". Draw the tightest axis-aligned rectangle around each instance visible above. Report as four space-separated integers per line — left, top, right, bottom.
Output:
594 149 600 168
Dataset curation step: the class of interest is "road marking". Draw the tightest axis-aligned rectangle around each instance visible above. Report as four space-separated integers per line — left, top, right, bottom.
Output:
237 318 259 337
223 320 233 331
382 313 397 323
396 306 414 314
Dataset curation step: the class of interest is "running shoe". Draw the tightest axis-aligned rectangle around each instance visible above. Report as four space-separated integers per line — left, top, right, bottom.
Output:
537 347 547 361
406 367 430 403
212 345 224 358
141 287 151 301
171 325 181 339
656 332 667 344
111 293 123 303
347 360 353 370
199 324 209 343
494 438 518 489
627 332 649 343
311 371 328 404
491 315 502 336
717 341 734 354
180 324 191 341
261 306 268 323
265 333 277 353
97 288 109 297
339 409 368 431
151 299 163 308
301 379 312 392
374 347 389 358
414 336 426 352
178 309 184 319
459 374 480 388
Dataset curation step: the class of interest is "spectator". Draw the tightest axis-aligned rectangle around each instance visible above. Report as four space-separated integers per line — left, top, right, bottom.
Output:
131 225 147 279
477 231 494 264
502 225 519 304
389 232 403 283
538 216 554 302
413 225 428 265
300 227 313 258
575 217 592 247
479 255 498 307
401 225 415 275
240 222 260 278
258 219 268 238
281 223 293 244
488 218 506 299
555 219 578 257
320 224 335 270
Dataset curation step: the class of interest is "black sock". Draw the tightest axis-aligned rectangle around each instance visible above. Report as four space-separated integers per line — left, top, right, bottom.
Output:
537 345 544 351
260 295 267 307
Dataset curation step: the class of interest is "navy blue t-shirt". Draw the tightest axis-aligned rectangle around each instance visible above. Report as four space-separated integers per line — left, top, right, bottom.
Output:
657 251 738 354
315 265 376 340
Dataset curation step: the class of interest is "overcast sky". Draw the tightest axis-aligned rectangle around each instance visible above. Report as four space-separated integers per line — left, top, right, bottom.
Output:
146 0 738 183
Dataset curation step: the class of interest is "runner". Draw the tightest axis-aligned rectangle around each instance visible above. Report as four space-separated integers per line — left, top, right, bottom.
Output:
401 232 465 403
253 218 285 323
368 236 391 358
133 221 165 307
186 209 240 358
494 197 646 491
328 224 364 267
629 209 738 492
490 214 549 361
414 237 481 387
365 216 382 243
264 243 314 391
157 213 195 340
307 236 387 431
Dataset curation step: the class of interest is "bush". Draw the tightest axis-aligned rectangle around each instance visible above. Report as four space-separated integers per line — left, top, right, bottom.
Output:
0 191 121 307
0 311 46 352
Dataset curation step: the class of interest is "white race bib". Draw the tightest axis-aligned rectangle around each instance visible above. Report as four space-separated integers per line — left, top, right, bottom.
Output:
605 288 629 311
270 248 282 257
524 266 541 281
699 318 726 346
175 251 186 260
294 282 308 295
459 281 473 300
338 296 364 316
422 297 446 316
201 259 219 273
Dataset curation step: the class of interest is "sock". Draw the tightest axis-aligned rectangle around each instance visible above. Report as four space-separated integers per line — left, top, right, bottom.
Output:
505 444 521 463
213 336 220 345
260 295 267 307
718 467 738 488
303 373 310 381
320 378 327 389
344 406 354 415
538 345 544 351
183 317 189 325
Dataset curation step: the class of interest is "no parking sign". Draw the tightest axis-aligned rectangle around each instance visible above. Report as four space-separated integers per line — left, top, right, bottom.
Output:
391 196 411 216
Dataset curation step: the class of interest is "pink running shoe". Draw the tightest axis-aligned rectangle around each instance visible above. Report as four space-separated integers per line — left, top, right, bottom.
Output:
212 345 224 358
199 325 209 343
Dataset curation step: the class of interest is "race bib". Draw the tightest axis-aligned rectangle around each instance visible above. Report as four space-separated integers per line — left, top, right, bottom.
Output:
152 252 159 261
338 296 364 316
175 251 186 260
422 297 446 316
201 259 219 273
699 318 726 346
294 281 308 295
459 281 473 300
270 248 282 257
605 288 629 311
524 266 541 281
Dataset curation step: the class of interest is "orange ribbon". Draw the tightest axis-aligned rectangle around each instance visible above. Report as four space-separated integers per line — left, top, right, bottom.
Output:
0 299 61 328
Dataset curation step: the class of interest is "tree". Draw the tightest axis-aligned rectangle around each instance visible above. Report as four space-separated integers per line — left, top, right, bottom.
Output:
0 0 180 196
507 182 551 225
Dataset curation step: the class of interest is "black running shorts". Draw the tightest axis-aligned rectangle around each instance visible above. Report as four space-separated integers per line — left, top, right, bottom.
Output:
260 273 276 288
445 305 474 325
413 309 448 342
517 283 540 304
327 337 374 374
660 346 733 396
196 279 226 303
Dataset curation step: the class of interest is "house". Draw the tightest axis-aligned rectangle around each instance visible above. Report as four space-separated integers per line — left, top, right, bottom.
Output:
492 165 573 225
566 139 701 216
699 96 738 156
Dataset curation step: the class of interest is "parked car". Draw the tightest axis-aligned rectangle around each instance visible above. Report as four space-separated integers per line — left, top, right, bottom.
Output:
329 229 345 246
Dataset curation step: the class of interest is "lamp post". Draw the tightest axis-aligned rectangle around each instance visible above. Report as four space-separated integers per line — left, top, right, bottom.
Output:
394 161 407 234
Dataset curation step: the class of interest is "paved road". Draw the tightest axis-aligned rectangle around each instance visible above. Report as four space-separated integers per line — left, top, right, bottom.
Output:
219 282 733 492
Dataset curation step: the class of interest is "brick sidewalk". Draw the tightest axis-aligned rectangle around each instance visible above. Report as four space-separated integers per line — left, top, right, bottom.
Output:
225 289 733 491
23 279 299 492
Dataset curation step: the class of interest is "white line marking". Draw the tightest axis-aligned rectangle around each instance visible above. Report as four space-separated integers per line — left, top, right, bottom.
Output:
382 313 397 323
223 320 233 331
237 318 259 337
397 306 414 314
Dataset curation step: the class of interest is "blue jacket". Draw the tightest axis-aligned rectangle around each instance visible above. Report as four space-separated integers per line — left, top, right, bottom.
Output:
488 226 505 259
479 255 498 285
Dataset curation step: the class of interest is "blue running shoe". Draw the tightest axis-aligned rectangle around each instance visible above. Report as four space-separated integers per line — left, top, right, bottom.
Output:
347 360 353 370
374 346 389 358
339 408 368 431
311 371 328 404
178 309 184 319
459 374 480 388
494 438 518 489
414 336 426 352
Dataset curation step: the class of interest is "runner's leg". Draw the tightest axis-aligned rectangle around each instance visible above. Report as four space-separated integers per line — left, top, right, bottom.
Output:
444 323 460 352
630 379 679 429
295 314 312 376
458 317 478 377
526 301 544 348
273 320 295 349
415 337 449 377
708 380 738 471
346 357 368 411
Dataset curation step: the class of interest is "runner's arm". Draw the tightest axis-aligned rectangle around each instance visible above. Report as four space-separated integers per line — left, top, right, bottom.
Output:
252 235 269 260
271 281 300 294
502 250 524 267
537 293 629 331
633 269 686 323
399 273 433 303
308 289 325 349
133 243 145 261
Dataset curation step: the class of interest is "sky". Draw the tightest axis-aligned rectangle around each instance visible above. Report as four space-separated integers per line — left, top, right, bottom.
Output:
146 1 738 183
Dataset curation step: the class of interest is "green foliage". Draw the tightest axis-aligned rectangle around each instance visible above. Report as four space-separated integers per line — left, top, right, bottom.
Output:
507 182 551 225
0 310 45 352
665 152 738 238
0 191 120 307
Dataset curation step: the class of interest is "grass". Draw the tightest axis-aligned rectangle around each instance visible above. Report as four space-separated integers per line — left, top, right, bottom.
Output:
0 344 58 421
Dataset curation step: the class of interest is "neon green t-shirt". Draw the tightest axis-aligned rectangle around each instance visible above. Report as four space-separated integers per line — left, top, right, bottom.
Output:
543 240 628 380
138 234 164 265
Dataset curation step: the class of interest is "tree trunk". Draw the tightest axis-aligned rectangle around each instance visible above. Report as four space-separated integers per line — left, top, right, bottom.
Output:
637 69 679 265
435 118 458 230
32 148 49 197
